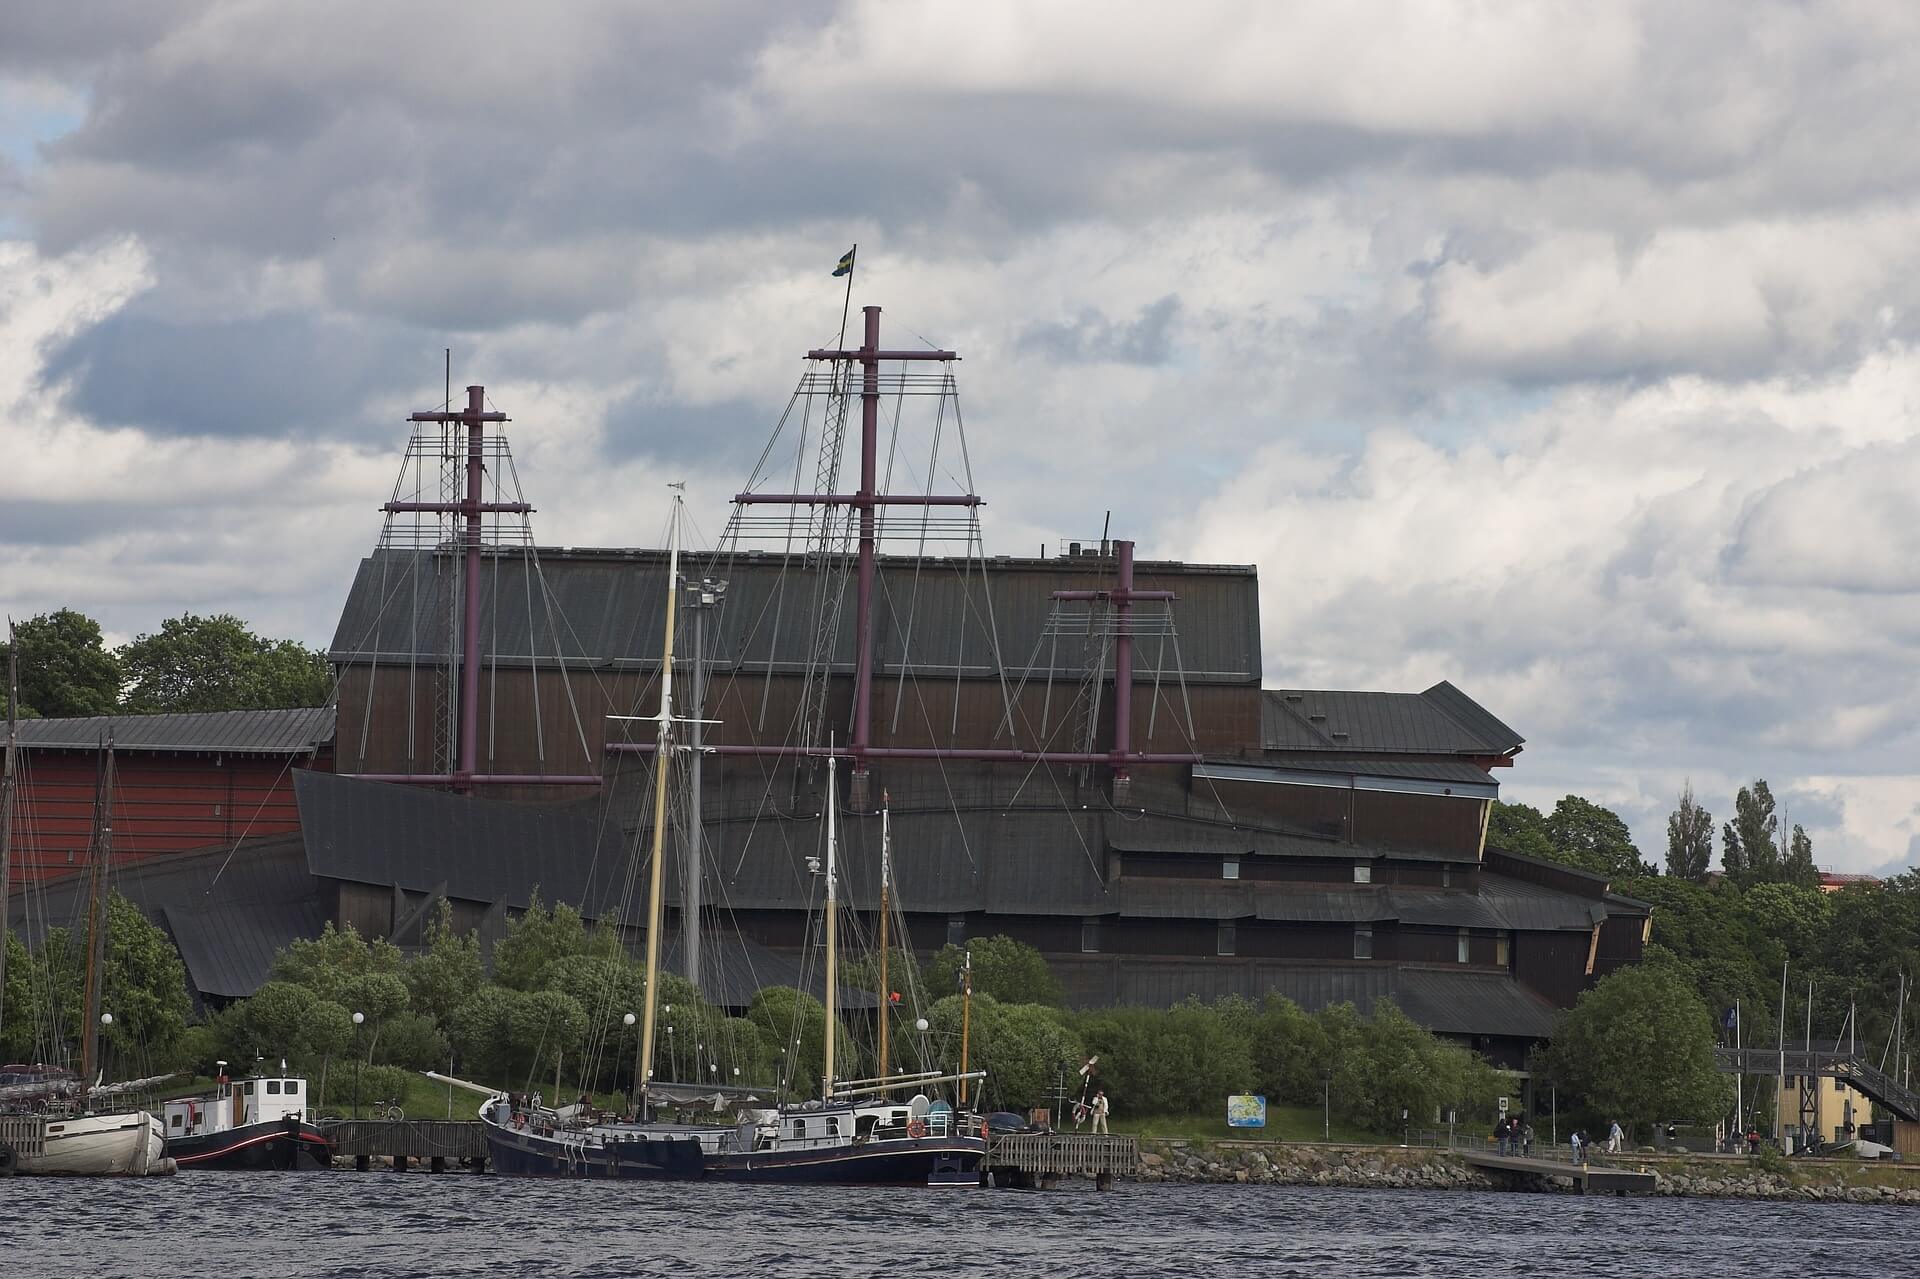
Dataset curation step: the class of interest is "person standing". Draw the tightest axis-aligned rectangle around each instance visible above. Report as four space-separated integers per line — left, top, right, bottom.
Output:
1608 1120 1624 1153
1571 1130 1583 1164
1522 1121 1534 1157
1091 1089 1110 1135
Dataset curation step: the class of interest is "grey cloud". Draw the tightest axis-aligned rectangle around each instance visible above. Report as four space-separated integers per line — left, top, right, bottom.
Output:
1020 296 1181 366
600 394 772 472
39 303 429 440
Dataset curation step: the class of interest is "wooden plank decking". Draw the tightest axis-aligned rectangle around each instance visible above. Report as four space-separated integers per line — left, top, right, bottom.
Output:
985 1132 1138 1189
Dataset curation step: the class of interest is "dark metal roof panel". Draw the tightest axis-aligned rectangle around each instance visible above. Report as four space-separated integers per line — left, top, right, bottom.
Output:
1252 888 1395 923
1106 816 1457 864
1117 881 1254 919
1391 968 1558 1039
12 707 334 755
161 898 325 999
295 771 636 920
1477 873 1606 931
1420 681 1525 754
1260 685 1521 755
329 548 1261 685
1387 889 1508 931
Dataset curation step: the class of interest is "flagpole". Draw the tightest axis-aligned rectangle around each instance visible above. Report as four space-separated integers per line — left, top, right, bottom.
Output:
836 244 857 350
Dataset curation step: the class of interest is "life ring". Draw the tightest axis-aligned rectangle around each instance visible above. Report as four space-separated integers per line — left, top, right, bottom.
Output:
906 1118 928 1139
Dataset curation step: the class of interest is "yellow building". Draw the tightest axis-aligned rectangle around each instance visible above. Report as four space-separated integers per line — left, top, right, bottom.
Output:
1775 1069 1874 1149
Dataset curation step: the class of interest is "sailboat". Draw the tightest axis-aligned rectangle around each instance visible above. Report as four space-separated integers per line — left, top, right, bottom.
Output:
701 755 987 1186
453 491 724 1179
0 644 174 1177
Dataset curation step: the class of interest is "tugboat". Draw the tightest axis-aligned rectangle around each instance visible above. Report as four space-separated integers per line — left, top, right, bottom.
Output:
162 1061 332 1171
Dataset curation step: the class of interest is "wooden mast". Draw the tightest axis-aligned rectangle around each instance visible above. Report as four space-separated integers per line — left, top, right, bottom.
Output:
81 740 115 1083
637 493 684 1113
823 750 838 1100
877 795 890 1078
0 623 17 1042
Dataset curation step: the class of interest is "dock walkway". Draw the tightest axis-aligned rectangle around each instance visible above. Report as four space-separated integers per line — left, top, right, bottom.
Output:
320 1119 487 1171
985 1132 1138 1190
1463 1149 1657 1195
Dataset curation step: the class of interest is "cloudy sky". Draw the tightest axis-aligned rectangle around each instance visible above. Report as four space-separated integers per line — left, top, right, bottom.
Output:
3 2 1917 874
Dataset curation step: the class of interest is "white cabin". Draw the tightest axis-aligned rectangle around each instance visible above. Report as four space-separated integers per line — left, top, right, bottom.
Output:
164 1062 309 1139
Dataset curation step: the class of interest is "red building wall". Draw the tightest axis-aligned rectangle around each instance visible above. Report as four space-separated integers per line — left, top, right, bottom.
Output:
9 751 327 882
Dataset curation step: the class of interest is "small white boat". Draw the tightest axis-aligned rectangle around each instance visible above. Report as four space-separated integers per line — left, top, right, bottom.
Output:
0 1108 173 1177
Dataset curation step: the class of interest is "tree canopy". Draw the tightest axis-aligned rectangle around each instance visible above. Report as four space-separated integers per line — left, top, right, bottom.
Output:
924 935 1065 1007
1542 965 1730 1131
1490 797 1650 880
118 612 331 713
1 609 122 718
1665 783 1714 881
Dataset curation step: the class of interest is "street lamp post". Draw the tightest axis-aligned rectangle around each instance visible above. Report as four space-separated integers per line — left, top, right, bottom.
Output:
623 1012 638 1115
351 1011 365 1119
99 1012 113 1081
1322 1068 1331 1141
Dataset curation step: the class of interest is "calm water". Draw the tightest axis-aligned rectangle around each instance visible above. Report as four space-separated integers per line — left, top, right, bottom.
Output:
2 1174 1914 1278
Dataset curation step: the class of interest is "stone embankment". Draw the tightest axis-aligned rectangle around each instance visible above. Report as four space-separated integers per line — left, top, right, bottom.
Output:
1136 1140 1920 1203
1138 1142 1492 1191
1649 1158 1920 1204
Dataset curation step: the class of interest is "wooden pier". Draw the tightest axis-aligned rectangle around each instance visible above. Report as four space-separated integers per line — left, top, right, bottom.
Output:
985 1132 1138 1190
319 1119 488 1172
1463 1150 1657 1195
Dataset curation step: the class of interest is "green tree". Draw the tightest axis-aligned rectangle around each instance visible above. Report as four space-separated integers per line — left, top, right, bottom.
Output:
1249 993 1331 1106
100 894 193 1072
117 612 330 713
490 895 616 991
1 934 35 1062
1666 783 1714 881
1487 801 1558 862
1545 796 1652 879
923 935 1064 1007
1 609 122 718
1722 781 1779 885
1742 882 1831 959
1781 824 1818 890
1543 965 1731 1132
272 921 405 1001
405 904 485 1030
745 986 856 1098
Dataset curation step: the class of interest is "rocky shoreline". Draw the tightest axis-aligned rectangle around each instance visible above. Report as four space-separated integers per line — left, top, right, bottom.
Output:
1135 1140 1920 1203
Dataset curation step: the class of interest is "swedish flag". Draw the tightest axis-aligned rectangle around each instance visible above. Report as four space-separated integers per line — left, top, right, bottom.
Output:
832 247 856 277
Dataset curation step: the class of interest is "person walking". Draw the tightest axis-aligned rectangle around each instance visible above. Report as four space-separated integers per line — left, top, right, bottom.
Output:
1608 1120 1624 1153
1091 1089 1110 1135
1522 1121 1534 1157
1570 1130 1584 1164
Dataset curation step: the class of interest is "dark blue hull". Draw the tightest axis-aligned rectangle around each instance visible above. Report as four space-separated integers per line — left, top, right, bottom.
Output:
706 1138 983 1185
484 1123 707 1179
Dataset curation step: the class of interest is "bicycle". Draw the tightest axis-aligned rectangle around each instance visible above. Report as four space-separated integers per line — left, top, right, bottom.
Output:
368 1099 405 1121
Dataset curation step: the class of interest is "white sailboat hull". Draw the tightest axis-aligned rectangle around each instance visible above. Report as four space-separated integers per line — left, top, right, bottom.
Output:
2 1110 176 1176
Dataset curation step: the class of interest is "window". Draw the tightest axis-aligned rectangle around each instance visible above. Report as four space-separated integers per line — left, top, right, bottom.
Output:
1495 934 1510 967
1442 866 1452 888
827 1117 840 1137
170 1114 183 1129
1081 918 1102 954
792 1120 807 1141
1353 865 1372 884
1457 929 1470 964
1222 858 1240 880
266 1080 282 1094
946 914 966 946
1354 927 1373 960
1835 1077 1845 1093
1217 923 1236 956
244 1082 255 1095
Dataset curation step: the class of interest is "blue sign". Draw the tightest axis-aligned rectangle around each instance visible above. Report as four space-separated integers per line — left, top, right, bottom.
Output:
1227 1095 1267 1128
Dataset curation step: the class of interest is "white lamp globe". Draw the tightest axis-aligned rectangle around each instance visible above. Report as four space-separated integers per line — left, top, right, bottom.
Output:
915 1018 929 1032
623 1012 637 1027
100 1012 113 1027
352 1011 365 1025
